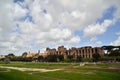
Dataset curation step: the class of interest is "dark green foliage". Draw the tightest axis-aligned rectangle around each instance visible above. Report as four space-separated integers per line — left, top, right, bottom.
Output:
64 55 74 62
71 56 82 62
37 56 44 62
76 56 82 62
102 45 120 54
6 53 15 60
102 45 120 62
45 55 58 62
57 55 64 62
10 56 32 62
92 53 101 62
67 55 74 59
44 55 65 62
109 50 120 56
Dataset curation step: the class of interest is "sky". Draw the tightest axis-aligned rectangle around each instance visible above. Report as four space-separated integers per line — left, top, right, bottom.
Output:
0 0 120 55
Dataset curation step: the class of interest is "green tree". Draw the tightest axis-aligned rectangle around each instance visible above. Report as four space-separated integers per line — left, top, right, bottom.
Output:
38 56 44 62
45 55 57 62
57 55 64 62
102 45 120 54
22 52 27 58
76 56 82 62
109 50 120 56
64 55 74 62
92 53 101 62
7 53 15 58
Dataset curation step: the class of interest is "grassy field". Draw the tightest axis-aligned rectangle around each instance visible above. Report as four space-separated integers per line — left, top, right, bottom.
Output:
0 62 120 80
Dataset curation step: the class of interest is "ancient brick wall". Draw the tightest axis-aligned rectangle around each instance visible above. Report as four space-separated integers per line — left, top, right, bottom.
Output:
43 46 105 59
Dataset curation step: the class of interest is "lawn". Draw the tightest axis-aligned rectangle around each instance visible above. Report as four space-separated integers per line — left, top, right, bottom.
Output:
0 62 120 80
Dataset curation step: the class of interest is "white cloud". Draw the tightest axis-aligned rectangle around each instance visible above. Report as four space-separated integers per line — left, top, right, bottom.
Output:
68 36 80 44
110 36 120 46
83 19 113 38
71 11 86 19
96 41 102 45
90 37 97 42
0 0 15 31
110 31 120 46
49 28 72 40
0 0 120 55
13 2 28 20
87 37 103 47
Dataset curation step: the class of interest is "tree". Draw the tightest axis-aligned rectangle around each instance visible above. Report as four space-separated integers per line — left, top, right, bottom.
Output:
45 55 57 62
64 55 74 62
109 50 120 56
57 55 64 62
22 52 27 58
38 56 44 62
92 53 101 62
102 45 120 54
76 56 82 62
7 53 15 58
102 46 113 54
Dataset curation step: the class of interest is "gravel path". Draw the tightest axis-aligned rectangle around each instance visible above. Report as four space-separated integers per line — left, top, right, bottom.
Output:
0 66 62 72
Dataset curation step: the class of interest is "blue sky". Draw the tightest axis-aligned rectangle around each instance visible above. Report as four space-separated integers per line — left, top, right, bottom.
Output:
0 0 120 55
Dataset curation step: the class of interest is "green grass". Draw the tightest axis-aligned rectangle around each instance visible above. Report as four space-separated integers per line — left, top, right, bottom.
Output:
0 62 72 69
0 62 120 80
34 70 120 80
0 70 51 80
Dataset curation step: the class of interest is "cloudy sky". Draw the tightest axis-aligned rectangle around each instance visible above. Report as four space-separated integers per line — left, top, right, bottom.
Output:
0 0 120 55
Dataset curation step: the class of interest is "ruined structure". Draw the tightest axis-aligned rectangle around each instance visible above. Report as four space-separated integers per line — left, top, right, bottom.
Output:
45 46 104 59
26 51 40 58
26 46 104 60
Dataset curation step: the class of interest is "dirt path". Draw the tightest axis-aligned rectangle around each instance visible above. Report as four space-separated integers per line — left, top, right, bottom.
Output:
0 66 62 72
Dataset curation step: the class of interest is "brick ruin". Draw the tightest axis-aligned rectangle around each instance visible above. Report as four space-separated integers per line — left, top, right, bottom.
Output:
43 46 104 59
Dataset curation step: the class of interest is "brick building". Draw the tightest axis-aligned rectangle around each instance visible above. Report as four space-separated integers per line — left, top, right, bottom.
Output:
45 46 104 59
